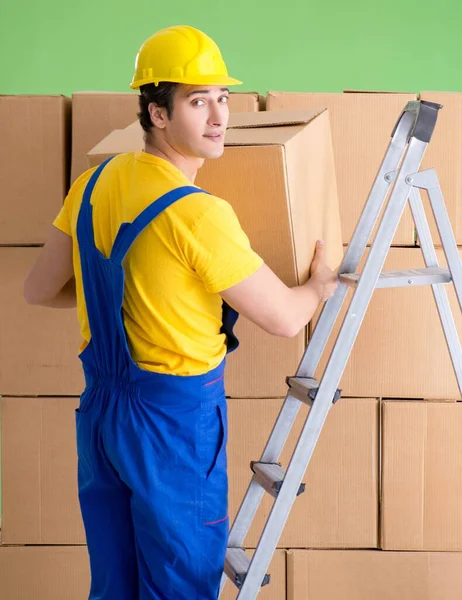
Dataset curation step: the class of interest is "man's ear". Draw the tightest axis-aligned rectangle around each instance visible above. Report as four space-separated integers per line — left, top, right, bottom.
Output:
148 102 168 130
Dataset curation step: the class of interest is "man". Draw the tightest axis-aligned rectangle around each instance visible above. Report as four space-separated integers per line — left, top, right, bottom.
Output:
24 25 338 600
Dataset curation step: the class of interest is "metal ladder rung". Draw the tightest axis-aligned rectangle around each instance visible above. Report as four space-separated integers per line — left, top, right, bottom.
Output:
224 548 271 590
251 461 306 499
287 376 341 405
340 266 451 288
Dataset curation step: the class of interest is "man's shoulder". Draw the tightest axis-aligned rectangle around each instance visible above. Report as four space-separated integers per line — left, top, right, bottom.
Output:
176 189 237 228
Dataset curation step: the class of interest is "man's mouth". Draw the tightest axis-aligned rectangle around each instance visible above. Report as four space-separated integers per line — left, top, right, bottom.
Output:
204 133 224 141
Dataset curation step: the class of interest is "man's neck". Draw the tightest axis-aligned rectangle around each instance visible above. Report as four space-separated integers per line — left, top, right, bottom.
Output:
144 139 204 183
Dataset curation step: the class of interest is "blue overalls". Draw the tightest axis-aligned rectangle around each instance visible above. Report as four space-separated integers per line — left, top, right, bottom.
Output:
75 157 239 599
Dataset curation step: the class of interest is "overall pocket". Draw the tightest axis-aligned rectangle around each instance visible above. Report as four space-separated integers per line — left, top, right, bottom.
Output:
75 409 95 483
200 401 229 526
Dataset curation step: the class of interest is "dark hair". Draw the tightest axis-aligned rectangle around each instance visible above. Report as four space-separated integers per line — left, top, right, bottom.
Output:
137 82 179 139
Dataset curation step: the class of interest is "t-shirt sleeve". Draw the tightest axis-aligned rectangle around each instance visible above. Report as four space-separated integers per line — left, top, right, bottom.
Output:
53 197 72 236
184 198 264 294
52 168 95 237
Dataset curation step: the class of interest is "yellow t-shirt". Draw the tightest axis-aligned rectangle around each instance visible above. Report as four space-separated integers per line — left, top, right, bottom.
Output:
54 151 263 375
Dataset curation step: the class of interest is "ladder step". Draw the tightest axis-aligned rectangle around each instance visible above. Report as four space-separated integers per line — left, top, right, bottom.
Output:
251 461 306 498
287 376 342 405
224 548 271 589
340 267 451 289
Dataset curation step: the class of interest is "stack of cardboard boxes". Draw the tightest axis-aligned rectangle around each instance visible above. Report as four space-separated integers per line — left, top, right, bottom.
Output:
0 92 292 599
0 94 90 598
266 90 462 599
2 89 462 599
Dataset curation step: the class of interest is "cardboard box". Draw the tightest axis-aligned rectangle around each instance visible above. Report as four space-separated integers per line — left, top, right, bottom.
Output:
224 318 306 398
88 110 343 397
419 92 462 245
381 400 462 551
314 247 462 399
0 95 70 244
0 247 84 396
266 91 417 245
0 546 90 600
197 110 343 280
0 546 283 600
1 394 378 548
71 92 139 183
0 392 286 594
287 549 462 600
1 397 85 544
228 398 379 548
228 91 260 113
72 91 260 182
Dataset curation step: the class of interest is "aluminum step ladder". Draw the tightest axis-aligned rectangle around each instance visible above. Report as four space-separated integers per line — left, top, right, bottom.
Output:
219 100 462 599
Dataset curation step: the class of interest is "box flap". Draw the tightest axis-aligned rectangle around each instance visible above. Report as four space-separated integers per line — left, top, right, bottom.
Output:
228 108 324 129
87 121 144 163
225 109 324 147
88 109 325 160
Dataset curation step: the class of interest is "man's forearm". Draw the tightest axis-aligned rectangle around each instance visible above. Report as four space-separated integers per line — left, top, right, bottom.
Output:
285 279 324 336
36 278 77 309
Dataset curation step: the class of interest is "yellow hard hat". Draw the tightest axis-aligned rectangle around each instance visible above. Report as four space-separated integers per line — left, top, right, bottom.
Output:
130 25 242 89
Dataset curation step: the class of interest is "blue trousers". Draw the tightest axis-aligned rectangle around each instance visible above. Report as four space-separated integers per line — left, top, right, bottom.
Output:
76 361 229 600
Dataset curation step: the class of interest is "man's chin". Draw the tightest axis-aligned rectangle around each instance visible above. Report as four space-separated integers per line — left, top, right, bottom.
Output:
201 146 225 160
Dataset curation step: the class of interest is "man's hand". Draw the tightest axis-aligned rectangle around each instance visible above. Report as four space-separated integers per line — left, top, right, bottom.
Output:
220 240 339 338
23 225 76 308
309 240 339 302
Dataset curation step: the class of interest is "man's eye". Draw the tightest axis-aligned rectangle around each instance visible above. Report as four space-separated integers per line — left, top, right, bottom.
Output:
192 99 205 107
219 96 229 103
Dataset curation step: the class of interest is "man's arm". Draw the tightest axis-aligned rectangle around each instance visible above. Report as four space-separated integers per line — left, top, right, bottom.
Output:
221 240 338 338
23 226 77 308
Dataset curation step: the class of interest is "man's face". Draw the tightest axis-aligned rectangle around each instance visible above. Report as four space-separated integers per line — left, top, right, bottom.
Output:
163 85 230 160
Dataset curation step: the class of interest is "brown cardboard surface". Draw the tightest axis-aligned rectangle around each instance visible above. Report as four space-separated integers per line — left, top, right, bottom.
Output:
222 549 286 600
71 92 139 183
420 92 462 245
225 319 305 398
227 108 324 131
0 247 83 395
0 95 70 244
381 400 462 551
0 546 90 600
87 120 143 167
0 546 283 600
287 549 462 600
1 397 85 544
314 247 462 399
227 91 260 113
266 91 417 245
197 109 343 283
228 398 379 548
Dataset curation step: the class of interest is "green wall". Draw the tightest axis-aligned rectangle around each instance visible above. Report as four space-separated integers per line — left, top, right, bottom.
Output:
1 0 462 96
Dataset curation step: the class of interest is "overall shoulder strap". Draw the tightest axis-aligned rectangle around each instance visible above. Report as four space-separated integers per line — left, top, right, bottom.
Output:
110 185 206 264
76 156 115 248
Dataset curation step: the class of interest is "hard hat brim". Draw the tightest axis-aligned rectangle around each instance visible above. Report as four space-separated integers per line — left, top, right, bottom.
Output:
130 74 243 90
